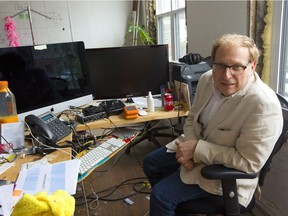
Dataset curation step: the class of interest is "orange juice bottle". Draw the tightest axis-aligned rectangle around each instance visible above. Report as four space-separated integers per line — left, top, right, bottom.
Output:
0 81 18 124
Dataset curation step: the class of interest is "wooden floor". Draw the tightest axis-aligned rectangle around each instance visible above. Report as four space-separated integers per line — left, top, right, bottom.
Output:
74 137 165 216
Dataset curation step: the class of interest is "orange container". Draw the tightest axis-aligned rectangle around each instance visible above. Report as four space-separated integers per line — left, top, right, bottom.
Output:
0 81 18 124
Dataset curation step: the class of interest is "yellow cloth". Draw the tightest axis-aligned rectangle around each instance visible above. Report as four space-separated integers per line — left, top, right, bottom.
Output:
11 190 75 216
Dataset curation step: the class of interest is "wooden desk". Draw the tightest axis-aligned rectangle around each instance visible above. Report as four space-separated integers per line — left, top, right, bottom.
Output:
76 108 189 131
1 108 188 183
0 148 71 182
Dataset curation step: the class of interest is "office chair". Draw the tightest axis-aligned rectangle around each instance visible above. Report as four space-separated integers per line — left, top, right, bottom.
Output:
175 93 288 216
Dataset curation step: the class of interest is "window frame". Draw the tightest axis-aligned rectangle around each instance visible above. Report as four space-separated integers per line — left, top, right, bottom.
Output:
271 0 285 94
278 1 288 97
156 1 186 61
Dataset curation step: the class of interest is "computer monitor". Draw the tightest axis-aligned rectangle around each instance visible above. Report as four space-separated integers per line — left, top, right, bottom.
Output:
0 41 93 121
86 45 169 100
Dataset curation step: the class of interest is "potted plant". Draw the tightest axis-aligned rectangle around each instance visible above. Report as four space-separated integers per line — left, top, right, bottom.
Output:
124 24 154 46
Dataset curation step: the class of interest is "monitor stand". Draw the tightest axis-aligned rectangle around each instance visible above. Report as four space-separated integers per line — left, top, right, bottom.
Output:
125 95 134 103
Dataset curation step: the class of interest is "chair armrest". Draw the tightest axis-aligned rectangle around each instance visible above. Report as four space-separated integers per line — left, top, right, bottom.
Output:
201 164 257 180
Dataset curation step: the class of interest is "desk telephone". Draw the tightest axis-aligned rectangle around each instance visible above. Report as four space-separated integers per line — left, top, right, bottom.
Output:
25 111 71 150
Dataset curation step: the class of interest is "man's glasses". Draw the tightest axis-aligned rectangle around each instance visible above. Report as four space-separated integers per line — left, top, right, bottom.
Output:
212 62 250 75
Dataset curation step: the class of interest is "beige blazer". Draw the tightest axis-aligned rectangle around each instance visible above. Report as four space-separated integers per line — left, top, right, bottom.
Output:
167 70 283 207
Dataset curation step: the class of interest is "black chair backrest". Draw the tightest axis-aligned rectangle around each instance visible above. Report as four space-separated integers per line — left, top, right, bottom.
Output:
258 93 288 186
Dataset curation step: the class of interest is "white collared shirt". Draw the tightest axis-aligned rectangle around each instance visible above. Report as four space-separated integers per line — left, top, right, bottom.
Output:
199 74 254 128
199 90 230 128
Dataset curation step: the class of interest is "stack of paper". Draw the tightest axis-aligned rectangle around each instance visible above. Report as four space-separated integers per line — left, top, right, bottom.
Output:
15 159 80 195
0 183 14 216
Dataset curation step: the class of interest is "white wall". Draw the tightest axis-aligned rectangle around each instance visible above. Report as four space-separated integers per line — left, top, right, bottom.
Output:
186 1 247 57
0 1 73 46
68 1 132 48
0 1 132 48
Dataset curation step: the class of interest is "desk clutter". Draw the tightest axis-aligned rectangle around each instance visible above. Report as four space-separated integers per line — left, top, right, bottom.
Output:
12 190 75 216
0 127 139 215
0 90 189 215
0 151 79 216
75 105 107 124
73 94 175 125
99 99 125 115
0 39 196 215
75 99 125 124
123 105 139 119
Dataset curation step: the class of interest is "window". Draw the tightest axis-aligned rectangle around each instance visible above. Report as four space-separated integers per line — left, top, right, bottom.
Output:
278 1 288 98
156 0 187 61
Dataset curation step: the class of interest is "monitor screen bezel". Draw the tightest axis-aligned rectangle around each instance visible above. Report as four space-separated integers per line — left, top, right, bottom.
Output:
86 44 170 100
0 41 93 121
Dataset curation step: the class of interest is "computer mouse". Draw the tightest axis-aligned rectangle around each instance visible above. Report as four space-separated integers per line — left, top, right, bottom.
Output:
138 109 147 116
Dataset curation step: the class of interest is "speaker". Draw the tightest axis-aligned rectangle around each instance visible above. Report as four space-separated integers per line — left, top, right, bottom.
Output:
179 53 203 65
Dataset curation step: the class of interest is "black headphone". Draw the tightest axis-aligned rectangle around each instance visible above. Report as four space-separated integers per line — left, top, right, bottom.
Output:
179 53 203 65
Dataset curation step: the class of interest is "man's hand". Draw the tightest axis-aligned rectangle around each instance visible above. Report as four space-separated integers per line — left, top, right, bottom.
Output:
175 139 198 170
179 158 194 170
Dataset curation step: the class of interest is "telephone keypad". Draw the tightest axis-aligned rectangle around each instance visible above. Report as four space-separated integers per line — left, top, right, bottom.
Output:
39 112 71 141
47 119 71 141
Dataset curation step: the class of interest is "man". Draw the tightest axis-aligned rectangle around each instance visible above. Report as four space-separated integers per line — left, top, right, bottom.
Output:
143 34 283 216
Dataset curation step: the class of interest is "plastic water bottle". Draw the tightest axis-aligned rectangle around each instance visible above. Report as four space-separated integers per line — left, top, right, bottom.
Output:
147 91 155 112
0 81 18 124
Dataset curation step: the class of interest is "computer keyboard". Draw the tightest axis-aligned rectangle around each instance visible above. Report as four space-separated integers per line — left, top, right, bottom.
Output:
78 137 126 175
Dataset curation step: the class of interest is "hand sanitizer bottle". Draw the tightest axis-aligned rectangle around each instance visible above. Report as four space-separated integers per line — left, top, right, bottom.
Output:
147 91 155 112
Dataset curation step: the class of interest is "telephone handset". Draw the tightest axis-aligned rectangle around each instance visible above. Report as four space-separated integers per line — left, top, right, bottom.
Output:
25 111 71 150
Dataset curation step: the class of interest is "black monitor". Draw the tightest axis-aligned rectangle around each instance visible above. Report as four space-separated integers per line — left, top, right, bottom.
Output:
86 45 169 100
0 41 93 120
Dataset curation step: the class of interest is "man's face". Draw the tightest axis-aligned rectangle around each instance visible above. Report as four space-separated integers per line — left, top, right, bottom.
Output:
212 45 257 96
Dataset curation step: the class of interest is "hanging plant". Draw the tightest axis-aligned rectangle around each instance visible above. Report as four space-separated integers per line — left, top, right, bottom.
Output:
4 16 19 47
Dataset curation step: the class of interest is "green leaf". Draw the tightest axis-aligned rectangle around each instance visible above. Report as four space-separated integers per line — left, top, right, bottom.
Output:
126 24 154 45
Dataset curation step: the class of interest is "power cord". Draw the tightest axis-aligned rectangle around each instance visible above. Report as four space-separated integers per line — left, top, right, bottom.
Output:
74 116 153 212
75 177 149 205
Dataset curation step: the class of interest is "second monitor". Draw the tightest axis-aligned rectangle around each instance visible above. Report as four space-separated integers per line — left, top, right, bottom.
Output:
86 44 169 100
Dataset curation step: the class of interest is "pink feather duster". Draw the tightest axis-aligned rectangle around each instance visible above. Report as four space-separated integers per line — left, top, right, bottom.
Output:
4 16 19 47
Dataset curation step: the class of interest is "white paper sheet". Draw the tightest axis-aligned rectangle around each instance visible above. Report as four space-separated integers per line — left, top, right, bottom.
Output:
0 184 14 216
132 96 162 108
15 159 80 195
1 122 25 149
0 162 15 175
